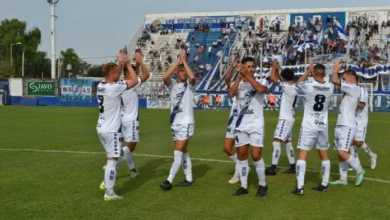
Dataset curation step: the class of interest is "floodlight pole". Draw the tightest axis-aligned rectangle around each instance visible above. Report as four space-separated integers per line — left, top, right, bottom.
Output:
48 0 59 79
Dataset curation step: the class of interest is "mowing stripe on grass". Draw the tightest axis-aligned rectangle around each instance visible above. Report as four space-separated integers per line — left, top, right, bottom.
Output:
1 148 389 184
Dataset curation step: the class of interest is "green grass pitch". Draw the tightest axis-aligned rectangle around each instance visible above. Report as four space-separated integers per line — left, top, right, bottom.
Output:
1 106 390 220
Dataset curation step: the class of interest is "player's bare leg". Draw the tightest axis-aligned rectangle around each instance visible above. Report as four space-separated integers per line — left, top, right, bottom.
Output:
251 146 268 198
233 145 249 196
311 150 330 192
223 138 239 184
292 149 308 195
355 140 377 170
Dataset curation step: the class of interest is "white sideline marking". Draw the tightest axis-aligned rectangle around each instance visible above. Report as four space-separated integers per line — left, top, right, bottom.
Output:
1 148 389 184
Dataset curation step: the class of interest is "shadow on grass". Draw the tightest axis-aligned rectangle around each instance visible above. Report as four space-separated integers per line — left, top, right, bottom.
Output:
118 158 167 194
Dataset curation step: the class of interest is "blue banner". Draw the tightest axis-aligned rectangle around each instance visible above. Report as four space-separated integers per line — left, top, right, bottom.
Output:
290 12 346 29
60 78 93 102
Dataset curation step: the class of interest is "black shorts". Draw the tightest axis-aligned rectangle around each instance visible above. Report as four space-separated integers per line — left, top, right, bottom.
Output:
270 103 275 106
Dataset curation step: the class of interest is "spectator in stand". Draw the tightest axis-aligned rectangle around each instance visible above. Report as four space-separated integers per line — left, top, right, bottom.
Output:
268 92 276 111
215 92 222 110
382 21 386 29
194 54 199 66
387 20 390 27
374 21 379 34
200 93 210 109
208 46 213 57
167 55 172 64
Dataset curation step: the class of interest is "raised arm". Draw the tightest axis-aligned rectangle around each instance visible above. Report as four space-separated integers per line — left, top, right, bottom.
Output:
225 57 238 87
163 57 180 87
239 64 267 94
180 50 196 86
118 51 138 88
134 52 150 82
297 61 313 84
228 74 241 98
332 60 342 86
269 60 280 83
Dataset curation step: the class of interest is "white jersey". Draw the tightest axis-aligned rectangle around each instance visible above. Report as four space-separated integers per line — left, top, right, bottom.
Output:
356 85 368 126
121 77 142 122
96 81 128 133
227 96 239 127
337 80 360 128
235 78 269 128
168 81 195 126
277 81 298 122
297 80 334 131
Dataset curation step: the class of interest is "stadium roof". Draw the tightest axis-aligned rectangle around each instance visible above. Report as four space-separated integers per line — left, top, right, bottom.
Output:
145 5 390 18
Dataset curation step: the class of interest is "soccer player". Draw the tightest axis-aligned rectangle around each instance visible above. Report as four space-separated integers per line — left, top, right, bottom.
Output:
96 50 138 201
292 62 334 195
350 85 377 170
160 50 196 190
119 52 150 176
223 58 241 184
229 57 269 197
265 61 297 175
329 61 365 186
99 52 150 190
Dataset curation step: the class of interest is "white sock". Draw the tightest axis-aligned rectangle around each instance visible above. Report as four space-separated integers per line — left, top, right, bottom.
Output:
254 159 266 186
296 160 306 189
347 155 363 174
116 149 125 168
339 162 348 182
321 160 330 186
350 146 361 165
123 146 135 170
235 160 239 178
229 153 237 162
361 143 375 157
167 150 183 183
285 142 295 165
238 160 249 189
229 153 239 177
182 152 193 182
104 160 118 195
272 141 281 166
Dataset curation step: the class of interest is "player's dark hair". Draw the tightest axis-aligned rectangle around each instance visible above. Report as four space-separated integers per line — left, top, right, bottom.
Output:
313 64 326 77
281 68 295 81
102 63 118 77
241 57 255 64
342 70 358 82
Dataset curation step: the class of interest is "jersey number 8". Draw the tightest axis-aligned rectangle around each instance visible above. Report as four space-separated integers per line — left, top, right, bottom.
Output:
313 95 326 112
98 95 104 113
